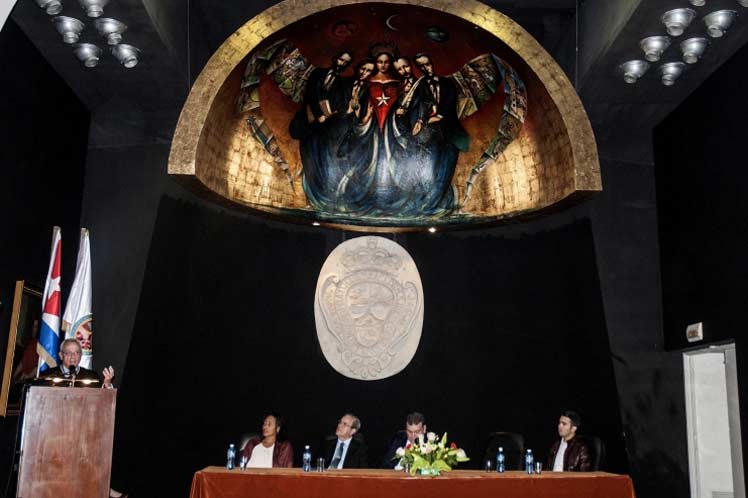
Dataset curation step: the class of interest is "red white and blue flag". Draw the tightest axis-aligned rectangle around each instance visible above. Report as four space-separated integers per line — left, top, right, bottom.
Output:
37 226 62 374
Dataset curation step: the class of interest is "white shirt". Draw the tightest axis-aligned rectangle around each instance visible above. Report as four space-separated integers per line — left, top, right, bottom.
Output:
331 438 352 469
247 443 274 468
553 438 568 471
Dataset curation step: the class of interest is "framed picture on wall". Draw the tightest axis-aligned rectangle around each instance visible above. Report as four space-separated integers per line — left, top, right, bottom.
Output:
0 280 43 417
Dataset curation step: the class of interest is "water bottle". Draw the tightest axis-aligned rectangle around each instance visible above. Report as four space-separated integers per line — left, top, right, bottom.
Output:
525 449 534 474
226 443 236 470
302 445 312 472
496 446 505 473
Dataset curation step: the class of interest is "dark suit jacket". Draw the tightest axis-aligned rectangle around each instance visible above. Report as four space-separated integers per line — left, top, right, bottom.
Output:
382 431 408 468
324 437 368 469
546 436 591 471
36 366 101 387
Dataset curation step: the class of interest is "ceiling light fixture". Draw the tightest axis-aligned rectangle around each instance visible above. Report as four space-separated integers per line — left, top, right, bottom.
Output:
689 0 706 6
661 8 697 36
78 0 109 18
35 0 62 15
72 43 102 67
639 36 671 62
52 16 85 44
680 37 708 63
619 60 649 84
659 62 686 86
94 18 127 45
703 10 737 37
111 44 140 68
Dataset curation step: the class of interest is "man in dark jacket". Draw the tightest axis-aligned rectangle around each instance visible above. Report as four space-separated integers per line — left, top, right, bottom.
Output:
37 338 114 388
546 410 592 471
324 413 368 469
382 412 427 468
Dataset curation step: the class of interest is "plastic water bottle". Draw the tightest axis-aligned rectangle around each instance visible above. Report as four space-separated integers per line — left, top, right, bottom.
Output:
302 445 312 472
525 449 534 474
496 446 505 473
226 443 236 470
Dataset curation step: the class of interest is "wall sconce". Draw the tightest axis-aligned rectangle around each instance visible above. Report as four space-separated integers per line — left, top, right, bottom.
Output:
78 0 109 18
703 10 737 37
659 62 686 85
52 16 85 44
620 60 649 83
35 0 62 15
72 43 102 67
94 18 127 45
680 37 708 63
661 8 697 36
640 36 671 62
689 0 706 6
111 44 140 68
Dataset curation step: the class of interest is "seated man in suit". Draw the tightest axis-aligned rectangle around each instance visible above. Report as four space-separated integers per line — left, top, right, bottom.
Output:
382 412 427 468
38 338 114 388
546 410 591 472
325 413 368 469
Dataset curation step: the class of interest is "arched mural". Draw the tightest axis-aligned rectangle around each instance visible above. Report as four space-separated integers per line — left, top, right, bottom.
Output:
168 0 601 231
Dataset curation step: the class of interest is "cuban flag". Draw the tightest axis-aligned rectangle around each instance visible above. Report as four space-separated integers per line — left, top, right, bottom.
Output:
63 228 93 370
37 226 62 374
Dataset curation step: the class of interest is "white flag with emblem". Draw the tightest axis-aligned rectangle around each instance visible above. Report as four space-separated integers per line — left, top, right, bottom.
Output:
62 228 94 369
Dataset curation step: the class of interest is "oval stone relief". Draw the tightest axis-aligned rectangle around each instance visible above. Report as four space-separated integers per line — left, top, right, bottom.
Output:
315 236 424 380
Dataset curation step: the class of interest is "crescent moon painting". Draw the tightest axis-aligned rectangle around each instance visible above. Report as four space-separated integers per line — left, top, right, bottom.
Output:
385 14 400 31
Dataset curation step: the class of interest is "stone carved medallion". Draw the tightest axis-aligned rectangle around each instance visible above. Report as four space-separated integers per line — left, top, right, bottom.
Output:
315 236 423 380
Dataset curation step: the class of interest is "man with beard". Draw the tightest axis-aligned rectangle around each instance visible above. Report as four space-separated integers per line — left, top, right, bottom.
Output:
291 51 353 136
546 410 592 472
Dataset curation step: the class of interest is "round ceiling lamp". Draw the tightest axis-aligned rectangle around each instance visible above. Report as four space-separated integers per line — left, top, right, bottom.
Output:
94 18 128 45
78 0 109 18
52 16 85 44
620 60 649 84
659 62 686 86
111 44 141 68
680 37 708 63
661 8 697 36
35 0 62 15
639 36 671 62
72 43 102 67
703 10 737 37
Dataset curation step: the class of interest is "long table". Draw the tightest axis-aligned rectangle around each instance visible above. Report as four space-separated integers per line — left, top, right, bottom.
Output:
190 467 636 498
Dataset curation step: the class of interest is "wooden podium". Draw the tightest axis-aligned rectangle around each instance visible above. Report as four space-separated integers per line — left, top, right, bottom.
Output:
17 386 116 498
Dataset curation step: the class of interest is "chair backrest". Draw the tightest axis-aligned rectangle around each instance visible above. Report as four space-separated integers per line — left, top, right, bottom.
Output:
482 432 525 470
577 435 605 471
238 433 259 453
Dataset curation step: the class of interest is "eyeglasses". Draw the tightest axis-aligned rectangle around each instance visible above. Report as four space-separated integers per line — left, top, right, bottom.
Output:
337 420 353 428
61 350 81 357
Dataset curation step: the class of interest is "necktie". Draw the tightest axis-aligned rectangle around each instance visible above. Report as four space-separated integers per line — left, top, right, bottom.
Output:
329 441 344 469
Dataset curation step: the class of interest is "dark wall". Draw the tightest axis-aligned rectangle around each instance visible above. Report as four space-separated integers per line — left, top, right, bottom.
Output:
0 17 89 493
654 34 748 487
113 196 625 497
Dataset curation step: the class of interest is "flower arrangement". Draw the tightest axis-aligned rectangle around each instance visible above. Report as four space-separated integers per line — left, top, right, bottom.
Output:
395 432 470 476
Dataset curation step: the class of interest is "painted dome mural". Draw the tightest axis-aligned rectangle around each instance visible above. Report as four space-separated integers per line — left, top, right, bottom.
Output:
169 0 601 231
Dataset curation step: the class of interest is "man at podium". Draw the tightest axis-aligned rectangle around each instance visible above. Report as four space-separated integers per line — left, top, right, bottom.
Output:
37 338 114 388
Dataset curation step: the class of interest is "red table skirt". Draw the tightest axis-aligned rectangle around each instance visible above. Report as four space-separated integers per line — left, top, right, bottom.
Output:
190 467 636 498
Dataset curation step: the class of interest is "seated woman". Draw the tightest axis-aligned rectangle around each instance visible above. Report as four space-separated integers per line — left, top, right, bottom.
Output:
241 412 293 468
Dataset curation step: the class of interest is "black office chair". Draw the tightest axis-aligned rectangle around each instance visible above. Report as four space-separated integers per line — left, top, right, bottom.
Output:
577 435 605 471
482 432 525 470
238 433 259 454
